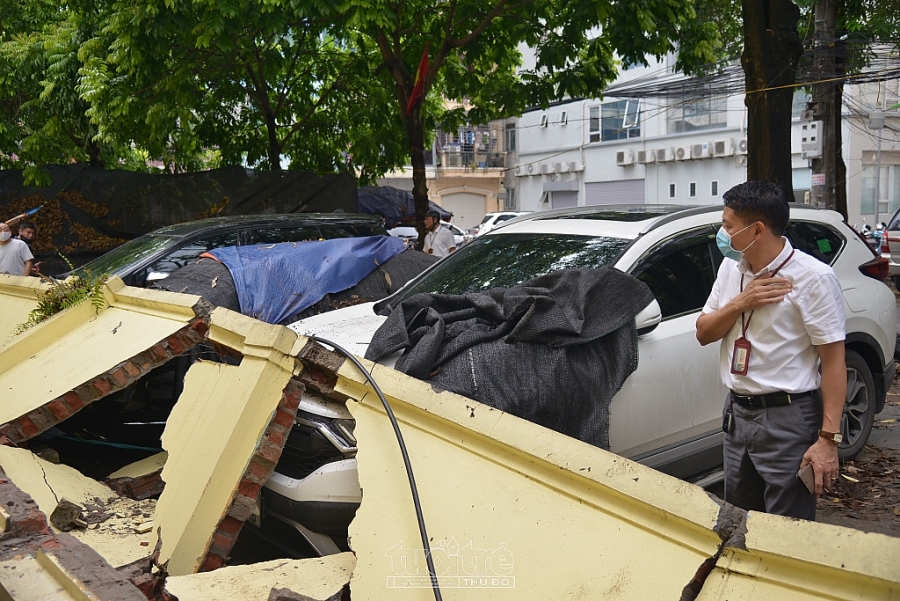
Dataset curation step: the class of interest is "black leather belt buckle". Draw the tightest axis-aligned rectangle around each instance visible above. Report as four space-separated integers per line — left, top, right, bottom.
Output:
732 392 794 409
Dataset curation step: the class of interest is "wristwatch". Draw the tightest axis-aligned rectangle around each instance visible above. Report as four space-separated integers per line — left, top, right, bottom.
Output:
818 429 843 444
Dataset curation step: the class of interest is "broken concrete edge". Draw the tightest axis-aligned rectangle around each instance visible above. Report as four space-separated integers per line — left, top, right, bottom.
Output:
198 377 305 572
106 471 166 502
267 585 345 601
292 339 347 400
0 467 146 600
0 318 210 445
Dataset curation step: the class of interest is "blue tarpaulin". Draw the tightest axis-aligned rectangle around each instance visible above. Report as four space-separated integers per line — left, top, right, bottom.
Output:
210 236 407 324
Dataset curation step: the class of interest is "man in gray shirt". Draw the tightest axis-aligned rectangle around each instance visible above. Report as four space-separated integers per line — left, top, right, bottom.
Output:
0 222 34 276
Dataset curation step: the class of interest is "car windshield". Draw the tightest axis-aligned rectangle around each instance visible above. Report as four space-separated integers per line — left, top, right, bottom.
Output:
384 232 632 308
74 234 180 277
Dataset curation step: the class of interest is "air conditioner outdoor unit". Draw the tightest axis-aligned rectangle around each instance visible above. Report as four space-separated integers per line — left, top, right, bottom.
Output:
616 149 634 166
555 162 570 173
637 149 656 164
713 139 734 157
691 143 712 159
515 165 526 176
569 161 585 172
526 163 536 175
675 146 692 161
656 148 674 162
801 121 823 159
736 139 748 155
540 114 549 128
541 163 555 174
448 145 460 153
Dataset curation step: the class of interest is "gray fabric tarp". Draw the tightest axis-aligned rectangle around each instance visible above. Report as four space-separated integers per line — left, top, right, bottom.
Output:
365 267 655 449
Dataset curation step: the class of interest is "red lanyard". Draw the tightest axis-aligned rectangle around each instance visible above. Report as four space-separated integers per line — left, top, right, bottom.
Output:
738 249 795 337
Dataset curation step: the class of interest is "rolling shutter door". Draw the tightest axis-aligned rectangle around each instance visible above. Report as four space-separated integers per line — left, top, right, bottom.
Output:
584 180 645 205
551 191 578 209
441 193 485 230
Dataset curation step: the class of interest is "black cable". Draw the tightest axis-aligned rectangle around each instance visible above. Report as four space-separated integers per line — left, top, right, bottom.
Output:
306 335 444 601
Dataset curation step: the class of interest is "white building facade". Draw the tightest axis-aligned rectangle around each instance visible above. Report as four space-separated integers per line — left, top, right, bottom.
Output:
511 55 900 227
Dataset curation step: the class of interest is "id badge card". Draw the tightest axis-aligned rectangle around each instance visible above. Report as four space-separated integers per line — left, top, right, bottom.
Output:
730 337 751 375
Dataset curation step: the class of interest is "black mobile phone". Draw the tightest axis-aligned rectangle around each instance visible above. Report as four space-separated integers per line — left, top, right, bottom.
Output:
796 463 815 495
722 411 733 433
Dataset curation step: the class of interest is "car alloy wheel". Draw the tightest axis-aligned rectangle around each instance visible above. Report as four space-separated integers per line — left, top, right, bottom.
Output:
839 350 876 461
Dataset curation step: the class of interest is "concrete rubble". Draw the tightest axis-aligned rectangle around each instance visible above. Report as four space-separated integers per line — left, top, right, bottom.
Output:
0 272 898 600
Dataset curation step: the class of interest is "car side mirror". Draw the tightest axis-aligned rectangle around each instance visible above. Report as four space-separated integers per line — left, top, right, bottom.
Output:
635 298 662 335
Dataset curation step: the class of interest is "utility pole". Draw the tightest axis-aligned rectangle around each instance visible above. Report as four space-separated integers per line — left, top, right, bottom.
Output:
810 0 837 211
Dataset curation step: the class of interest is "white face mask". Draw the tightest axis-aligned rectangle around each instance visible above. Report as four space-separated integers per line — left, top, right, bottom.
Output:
0 232 11 242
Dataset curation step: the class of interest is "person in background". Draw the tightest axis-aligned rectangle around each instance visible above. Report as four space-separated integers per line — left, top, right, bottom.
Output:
423 210 456 258
16 221 36 247
0 222 34 276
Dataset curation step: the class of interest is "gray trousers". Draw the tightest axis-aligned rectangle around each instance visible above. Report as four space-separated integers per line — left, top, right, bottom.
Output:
723 391 822 520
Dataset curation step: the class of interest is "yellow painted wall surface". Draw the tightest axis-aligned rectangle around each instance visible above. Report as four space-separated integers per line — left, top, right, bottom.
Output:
328 352 900 600
107 452 167 480
0 446 153 567
153 310 297 576
0 275 45 342
0 279 201 427
334 360 723 600
164 553 356 601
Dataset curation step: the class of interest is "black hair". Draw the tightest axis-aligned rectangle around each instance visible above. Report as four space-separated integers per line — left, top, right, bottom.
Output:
425 210 441 219
722 181 790 235
18 221 36 232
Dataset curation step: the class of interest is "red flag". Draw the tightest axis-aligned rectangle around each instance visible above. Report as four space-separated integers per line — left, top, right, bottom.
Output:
405 43 429 115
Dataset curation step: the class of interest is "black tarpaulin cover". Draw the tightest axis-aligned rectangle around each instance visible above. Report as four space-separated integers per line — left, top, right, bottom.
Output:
357 186 452 228
365 267 655 449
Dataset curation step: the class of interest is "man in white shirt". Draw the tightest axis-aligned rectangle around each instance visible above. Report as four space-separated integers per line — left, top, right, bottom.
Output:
696 181 846 520
0 222 34 276
423 210 456 258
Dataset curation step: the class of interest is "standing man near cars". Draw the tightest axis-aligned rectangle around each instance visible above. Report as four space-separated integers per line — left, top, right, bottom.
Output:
16 221 36 247
696 181 846 520
0 222 34 276
423 210 456 258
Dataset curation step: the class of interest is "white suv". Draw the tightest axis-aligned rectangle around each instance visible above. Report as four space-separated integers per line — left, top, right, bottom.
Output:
258 204 896 555
470 211 530 237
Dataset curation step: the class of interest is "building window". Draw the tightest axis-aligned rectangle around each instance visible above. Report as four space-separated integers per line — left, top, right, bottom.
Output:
667 93 727 134
861 165 900 216
505 123 516 152
710 180 719 197
689 182 697 198
504 187 516 210
589 100 641 143
792 89 812 119
668 183 676 199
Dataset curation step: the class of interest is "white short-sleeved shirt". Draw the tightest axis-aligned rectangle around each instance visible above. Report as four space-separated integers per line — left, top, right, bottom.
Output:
0 239 34 276
702 239 845 395
424 225 456 258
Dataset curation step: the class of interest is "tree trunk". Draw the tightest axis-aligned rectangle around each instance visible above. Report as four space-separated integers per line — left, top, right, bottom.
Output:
741 0 803 200
87 140 104 170
811 0 838 211
404 106 430 250
264 111 283 170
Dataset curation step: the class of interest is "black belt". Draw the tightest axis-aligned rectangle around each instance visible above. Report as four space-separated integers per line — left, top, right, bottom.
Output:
731 390 815 410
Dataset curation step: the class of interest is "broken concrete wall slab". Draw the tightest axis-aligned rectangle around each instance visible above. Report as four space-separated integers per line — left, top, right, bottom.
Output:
0 275 46 342
0 277 210 444
152 308 302 576
106 453 168 501
0 446 154 568
291 341 900 600
163 553 355 601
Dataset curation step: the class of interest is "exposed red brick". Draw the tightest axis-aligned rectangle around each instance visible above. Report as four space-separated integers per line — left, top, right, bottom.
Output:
18 416 39 439
28 408 53 432
218 516 244 536
123 361 141 377
191 320 209 337
247 459 271 483
256 440 282 466
208 530 234 557
93 378 112 395
265 428 285 448
151 344 168 360
238 480 260 499
199 553 225 572
63 391 85 412
167 335 186 356
273 409 295 429
110 368 128 387
47 400 70 421
281 393 301 412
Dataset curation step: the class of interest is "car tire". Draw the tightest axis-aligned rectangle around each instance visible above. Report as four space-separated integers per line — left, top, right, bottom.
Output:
839 349 876 461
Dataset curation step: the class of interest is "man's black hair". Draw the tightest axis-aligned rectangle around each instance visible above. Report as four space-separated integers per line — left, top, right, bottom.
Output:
425 210 441 219
18 220 36 232
722 181 790 235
